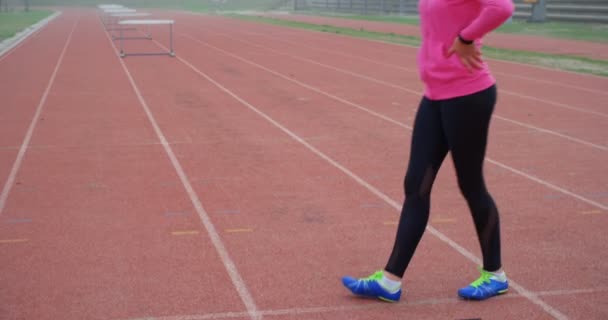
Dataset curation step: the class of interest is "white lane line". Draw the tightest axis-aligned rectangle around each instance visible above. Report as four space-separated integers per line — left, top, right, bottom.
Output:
486 159 607 210
212 27 608 118
499 88 608 119
0 16 80 217
99 19 261 320
492 115 607 151
493 71 608 97
122 285 608 319
152 39 569 320
254 15 608 81
179 33 608 211
199 31 607 151
177 11 608 96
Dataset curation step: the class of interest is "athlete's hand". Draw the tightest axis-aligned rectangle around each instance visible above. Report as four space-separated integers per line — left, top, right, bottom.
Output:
447 37 483 73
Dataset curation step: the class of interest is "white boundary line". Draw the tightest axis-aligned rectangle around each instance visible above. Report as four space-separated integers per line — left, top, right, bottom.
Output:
492 71 608 96
196 31 607 151
178 34 608 211
150 39 570 320
0 10 62 62
123 287 608 320
176 11 608 94
200 26 608 118
0 16 79 217
488 53 608 81
239 28 608 97
492 115 607 151
99 18 260 320
245 13 608 81
499 89 608 119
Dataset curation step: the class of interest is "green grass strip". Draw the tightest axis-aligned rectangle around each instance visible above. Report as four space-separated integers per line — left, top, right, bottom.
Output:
126 0 287 12
229 15 608 77
496 20 608 43
0 10 53 41
228 14 422 46
297 11 608 43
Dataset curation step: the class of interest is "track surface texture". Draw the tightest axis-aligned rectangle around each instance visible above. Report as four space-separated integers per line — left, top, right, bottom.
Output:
1 9 606 320
261 13 608 60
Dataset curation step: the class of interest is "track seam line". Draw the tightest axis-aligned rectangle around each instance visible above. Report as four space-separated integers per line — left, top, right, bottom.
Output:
0 15 80 217
99 18 260 320
150 39 570 320
177 33 608 211
196 30 607 151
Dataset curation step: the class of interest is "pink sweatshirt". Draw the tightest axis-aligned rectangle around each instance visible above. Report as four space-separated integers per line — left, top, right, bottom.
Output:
417 0 514 100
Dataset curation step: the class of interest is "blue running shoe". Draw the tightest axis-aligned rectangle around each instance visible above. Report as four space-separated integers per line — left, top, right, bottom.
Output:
458 268 509 300
342 271 402 302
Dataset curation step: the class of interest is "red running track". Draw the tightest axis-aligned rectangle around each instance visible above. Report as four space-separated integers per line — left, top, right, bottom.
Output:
261 13 608 61
0 9 606 320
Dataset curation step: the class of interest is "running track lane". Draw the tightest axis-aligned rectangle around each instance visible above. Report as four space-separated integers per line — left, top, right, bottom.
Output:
145 14 601 318
260 13 608 61
0 13 74 195
164 16 607 208
0 10 246 320
118 19 567 320
171 13 608 114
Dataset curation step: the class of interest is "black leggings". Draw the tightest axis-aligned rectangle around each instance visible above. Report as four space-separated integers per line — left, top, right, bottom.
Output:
385 85 502 277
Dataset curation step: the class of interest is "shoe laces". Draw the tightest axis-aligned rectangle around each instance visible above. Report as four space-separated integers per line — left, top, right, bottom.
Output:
471 269 493 288
363 270 384 282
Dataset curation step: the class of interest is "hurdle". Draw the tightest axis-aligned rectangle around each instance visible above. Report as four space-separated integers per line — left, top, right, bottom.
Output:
110 13 152 39
102 8 136 13
100 7 137 29
98 4 124 10
118 19 175 58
